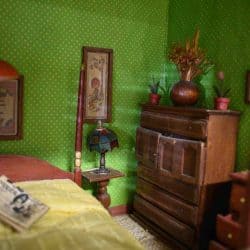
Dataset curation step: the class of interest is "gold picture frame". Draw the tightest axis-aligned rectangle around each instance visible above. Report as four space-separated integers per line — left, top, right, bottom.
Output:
82 46 113 123
0 76 24 140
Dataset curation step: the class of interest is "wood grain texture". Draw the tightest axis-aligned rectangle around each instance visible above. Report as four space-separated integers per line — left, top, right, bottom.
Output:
216 214 242 249
108 204 132 216
75 69 85 152
133 105 240 249
134 195 195 248
209 241 229 250
131 212 188 250
209 171 249 250
246 171 250 248
82 168 124 209
82 168 124 183
136 178 198 227
205 115 240 184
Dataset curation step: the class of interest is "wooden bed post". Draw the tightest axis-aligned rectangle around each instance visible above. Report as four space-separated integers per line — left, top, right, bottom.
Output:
74 65 85 186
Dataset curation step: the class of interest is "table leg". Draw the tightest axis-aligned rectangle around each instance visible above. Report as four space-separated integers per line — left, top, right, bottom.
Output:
96 180 110 209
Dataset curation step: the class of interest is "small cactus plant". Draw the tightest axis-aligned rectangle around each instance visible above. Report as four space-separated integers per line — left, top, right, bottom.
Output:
149 82 160 94
213 71 231 97
149 78 166 94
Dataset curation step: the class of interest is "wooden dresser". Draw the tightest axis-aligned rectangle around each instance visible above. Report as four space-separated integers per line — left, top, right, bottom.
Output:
133 104 240 250
209 171 249 250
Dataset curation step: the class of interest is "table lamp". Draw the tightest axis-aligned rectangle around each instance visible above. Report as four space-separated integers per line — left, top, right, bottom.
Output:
88 120 119 174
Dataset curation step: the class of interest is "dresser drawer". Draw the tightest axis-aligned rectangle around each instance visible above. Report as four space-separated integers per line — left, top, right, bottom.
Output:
209 241 229 250
137 163 200 204
216 214 243 249
167 115 207 140
136 178 198 227
134 195 195 248
141 111 207 140
141 111 170 132
230 183 247 217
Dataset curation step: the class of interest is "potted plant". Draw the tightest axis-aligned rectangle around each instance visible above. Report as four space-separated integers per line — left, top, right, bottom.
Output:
148 78 165 105
213 71 231 110
168 29 212 105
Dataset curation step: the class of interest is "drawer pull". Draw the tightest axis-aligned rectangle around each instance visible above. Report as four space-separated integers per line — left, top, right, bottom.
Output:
227 233 233 239
188 125 193 130
240 197 246 204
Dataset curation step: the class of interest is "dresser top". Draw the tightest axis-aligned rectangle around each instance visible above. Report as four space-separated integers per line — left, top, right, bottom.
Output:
230 171 249 184
142 104 241 118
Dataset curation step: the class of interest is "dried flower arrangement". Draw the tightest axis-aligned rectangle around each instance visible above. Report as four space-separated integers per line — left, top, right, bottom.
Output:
168 29 211 81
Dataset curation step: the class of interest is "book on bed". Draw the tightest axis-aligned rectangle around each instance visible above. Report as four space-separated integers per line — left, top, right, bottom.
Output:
0 175 49 232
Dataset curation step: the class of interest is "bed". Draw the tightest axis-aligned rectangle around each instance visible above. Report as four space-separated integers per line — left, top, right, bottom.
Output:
0 155 143 250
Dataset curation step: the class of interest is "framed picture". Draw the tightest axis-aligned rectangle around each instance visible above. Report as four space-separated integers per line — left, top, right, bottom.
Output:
0 76 24 140
82 46 113 123
245 70 250 104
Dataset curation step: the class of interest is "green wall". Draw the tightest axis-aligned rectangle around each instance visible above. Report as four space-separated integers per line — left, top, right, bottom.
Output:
0 0 168 206
166 0 250 171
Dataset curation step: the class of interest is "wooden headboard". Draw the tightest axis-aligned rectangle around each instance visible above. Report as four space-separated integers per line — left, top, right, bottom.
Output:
0 155 82 186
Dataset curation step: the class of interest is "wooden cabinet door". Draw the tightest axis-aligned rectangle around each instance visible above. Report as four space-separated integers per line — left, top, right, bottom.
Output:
158 136 206 185
136 127 160 168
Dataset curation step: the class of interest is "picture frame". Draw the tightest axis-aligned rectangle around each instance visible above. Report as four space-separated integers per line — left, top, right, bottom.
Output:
0 75 24 140
245 70 250 104
82 46 113 123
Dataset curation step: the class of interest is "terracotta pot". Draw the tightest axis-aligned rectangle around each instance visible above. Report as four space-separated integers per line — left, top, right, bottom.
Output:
214 97 230 110
149 93 161 105
170 80 199 106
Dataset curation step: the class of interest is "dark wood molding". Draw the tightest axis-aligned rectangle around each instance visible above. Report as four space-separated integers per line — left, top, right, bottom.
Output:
141 103 241 117
82 169 124 210
131 212 186 250
109 204 132 216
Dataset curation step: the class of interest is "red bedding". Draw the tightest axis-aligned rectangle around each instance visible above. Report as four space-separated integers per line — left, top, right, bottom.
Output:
0 155 74 182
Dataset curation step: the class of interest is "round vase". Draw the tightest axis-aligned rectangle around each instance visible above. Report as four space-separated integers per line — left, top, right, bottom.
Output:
214 97 230 110
149 93 161 105
170 80 199 106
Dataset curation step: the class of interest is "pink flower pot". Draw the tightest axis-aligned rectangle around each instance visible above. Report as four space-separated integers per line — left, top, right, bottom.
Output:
149 93 161 105
214 97 230 110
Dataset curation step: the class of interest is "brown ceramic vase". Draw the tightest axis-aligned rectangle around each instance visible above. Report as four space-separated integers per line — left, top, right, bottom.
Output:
170 80 199 106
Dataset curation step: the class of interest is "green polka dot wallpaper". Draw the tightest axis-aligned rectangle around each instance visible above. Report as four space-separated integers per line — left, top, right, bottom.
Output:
166 0 250 171
0 0 169 206
1 1 249 208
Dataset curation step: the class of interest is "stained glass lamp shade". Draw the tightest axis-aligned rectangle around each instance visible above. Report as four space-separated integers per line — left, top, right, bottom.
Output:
88 121 119 174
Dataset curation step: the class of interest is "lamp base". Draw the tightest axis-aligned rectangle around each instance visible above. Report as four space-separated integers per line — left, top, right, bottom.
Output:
94 167 110 175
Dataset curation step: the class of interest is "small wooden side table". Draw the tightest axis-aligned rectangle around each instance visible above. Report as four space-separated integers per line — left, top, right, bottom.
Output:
82 168 124 209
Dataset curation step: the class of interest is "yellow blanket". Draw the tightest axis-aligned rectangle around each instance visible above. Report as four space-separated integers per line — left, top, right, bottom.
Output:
0 179 143 250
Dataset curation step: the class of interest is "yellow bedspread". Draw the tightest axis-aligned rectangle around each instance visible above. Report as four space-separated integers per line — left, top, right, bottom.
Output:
0 179 143 250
